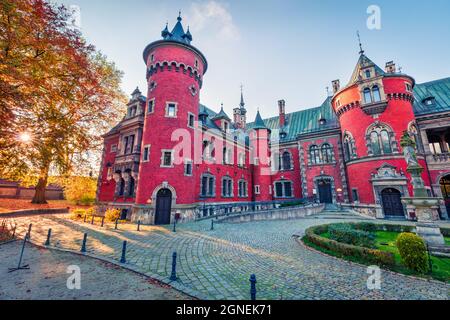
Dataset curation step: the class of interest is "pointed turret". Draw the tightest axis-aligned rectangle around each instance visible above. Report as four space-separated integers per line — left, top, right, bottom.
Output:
253 111 269 131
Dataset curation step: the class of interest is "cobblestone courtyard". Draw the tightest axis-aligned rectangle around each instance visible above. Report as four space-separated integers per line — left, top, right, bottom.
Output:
4 215 449 300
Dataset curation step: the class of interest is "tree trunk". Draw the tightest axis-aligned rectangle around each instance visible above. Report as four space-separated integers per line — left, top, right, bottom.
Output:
32 171 49 204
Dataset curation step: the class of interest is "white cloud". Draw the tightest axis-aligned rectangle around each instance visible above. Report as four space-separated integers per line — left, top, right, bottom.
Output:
189 1 239 40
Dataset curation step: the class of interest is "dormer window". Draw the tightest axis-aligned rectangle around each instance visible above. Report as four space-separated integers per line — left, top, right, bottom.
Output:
364 88 372 104
405 83 413 92
372 85 381 102
223 121 229 132
127 105 137 118
365 69 371 79
151 54 155 62
195 59 199 69
423 97 436 106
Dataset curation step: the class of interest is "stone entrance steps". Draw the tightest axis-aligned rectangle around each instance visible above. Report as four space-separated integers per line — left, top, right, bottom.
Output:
429 245 450 258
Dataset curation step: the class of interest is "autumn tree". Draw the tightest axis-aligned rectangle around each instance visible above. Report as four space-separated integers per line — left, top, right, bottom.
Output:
0 0 127 203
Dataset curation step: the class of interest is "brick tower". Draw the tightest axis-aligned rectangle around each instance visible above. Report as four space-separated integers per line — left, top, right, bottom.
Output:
331 44 430 218
135 14 208 224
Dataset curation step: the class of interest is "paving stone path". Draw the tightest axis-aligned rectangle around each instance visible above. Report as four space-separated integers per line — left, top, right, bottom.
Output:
5 215 450 300
0 241 190 300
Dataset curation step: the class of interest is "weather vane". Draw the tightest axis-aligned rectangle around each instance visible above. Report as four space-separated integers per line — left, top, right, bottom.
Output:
357 31 364 55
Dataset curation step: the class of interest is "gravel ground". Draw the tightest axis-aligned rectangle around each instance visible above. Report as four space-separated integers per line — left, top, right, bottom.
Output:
0 241 191 300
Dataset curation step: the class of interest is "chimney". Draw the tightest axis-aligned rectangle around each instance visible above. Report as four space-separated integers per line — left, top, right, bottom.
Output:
385 61 396 73
278 100 286 127
332 80 340 94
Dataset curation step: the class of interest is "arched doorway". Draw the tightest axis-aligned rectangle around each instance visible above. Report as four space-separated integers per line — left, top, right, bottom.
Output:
381 188 404 217
318 179 333 204
155 188 172 225
439 174 450 217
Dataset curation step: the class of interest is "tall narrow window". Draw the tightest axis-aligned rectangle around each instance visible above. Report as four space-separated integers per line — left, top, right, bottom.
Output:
365 70 371 78
364 88 372 104
148 99 155 114
372 85 381 102
370 131 381 155
143 145 150 162
321 144 333 163
161 150 173 167
282 151 292 170
310 145 321 164
188 113 195 128
184 159 193 176
166 103 177 117
380 130 392 154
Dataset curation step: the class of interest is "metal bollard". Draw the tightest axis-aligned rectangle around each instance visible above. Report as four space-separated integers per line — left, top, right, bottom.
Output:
101 217 105 228
80 233 87 253
170 252 177 281
12 225 16 238
120 240 127 263
8 227 31 272
44 228 52 246
83 214 87 223
250 274 257 301
137 220 141 232
173 220 176 233
26 224 32 240
211 219 214 231
91 215 95 225
115 218 119 230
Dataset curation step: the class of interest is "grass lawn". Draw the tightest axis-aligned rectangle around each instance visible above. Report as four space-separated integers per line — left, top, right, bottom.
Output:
316 230 450 282
0 199 92 214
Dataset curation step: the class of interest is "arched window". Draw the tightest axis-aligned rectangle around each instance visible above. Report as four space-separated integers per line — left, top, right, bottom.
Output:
119 178 125 196
364 88 372 104
309 145 321 164
128 177 135 197
282 151 292 170
321 144 333 163
372 85 381 102
367 123 394 156
380 130 392 154
343 132 356 161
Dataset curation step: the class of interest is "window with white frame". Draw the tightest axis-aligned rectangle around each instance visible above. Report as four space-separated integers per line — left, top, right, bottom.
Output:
221 176 233 197
238 152 245 167
161 150 174 167
405 82 413 92
254 185 261 195
111 144 118 153
238 180 248 197
143 145 151 162
274 181 293 198
184 159 193 176
200 173 215 197
166 102 177 118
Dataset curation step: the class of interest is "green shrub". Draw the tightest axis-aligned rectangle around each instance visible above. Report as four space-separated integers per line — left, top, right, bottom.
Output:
328 224 376 248
279 200 306 208
305 225 395 267
354 222 378 232
396 233 429 274
70 209 86 220
79 194 95 206
105 209 121 222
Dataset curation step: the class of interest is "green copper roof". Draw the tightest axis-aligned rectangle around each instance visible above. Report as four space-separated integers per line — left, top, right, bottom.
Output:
247 96 338 142
413 77 450 116
252 111 268 130
211 106 231 121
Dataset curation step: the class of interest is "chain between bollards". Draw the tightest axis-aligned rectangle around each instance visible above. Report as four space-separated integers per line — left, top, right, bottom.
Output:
250 274 257 301
44 228 52 246
80 233 87 253
170 252 177 281
120 240 127 263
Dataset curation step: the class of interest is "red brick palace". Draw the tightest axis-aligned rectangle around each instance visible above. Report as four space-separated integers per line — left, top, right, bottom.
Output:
97 15 450 224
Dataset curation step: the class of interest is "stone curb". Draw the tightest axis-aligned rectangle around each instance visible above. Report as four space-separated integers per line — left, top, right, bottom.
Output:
293 235 449 286
23 240 210 300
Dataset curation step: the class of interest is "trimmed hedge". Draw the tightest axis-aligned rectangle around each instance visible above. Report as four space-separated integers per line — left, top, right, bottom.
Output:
304 224 395 267
329 224 375 248
396 233 429 274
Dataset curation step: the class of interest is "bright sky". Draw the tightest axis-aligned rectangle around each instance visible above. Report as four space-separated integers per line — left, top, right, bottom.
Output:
59 0 450 121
